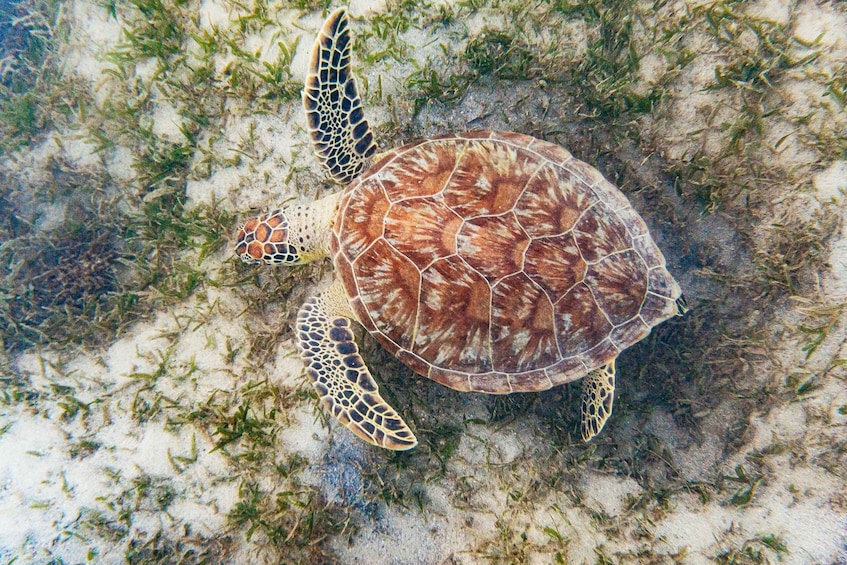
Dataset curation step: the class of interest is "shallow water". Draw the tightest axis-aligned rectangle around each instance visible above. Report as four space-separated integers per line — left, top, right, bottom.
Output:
1 0 846 563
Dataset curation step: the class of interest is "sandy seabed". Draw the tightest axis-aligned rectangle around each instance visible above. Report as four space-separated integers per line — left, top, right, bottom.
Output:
1 0 846 563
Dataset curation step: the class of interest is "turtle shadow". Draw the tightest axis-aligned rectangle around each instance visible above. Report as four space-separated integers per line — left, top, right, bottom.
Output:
352 78 780 493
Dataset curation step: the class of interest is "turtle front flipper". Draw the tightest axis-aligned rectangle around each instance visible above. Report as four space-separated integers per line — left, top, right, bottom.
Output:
580 361 616 442
296 281 417 450
303 8 377 184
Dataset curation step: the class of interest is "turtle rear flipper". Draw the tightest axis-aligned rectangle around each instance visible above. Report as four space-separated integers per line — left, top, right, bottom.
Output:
303 8 377 184
580 361 616 442
297 281 418 450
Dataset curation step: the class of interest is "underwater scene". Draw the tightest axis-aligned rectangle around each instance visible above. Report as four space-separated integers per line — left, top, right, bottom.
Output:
0 0 846 562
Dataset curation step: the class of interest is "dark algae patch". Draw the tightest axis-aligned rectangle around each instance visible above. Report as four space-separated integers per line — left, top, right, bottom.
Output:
0 164 125 351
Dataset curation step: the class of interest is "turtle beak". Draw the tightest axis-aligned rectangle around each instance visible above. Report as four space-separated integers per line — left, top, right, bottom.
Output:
235 218 265 264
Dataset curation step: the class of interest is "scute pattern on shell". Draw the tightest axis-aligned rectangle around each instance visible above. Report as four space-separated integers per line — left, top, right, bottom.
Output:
331 131 681 393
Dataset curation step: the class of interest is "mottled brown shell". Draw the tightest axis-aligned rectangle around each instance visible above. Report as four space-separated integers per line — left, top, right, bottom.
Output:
330 131 681 393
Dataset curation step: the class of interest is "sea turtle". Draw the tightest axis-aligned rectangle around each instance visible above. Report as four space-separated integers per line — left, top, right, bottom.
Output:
235 7 686 450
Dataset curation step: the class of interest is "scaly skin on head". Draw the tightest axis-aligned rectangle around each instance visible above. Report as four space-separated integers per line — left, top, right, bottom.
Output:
235 192 342 266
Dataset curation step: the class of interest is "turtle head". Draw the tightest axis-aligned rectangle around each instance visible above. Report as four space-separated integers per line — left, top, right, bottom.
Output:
235 209 302 265
236 198 337 266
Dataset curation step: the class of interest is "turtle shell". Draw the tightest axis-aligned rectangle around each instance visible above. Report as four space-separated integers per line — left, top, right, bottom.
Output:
330 131 681 394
